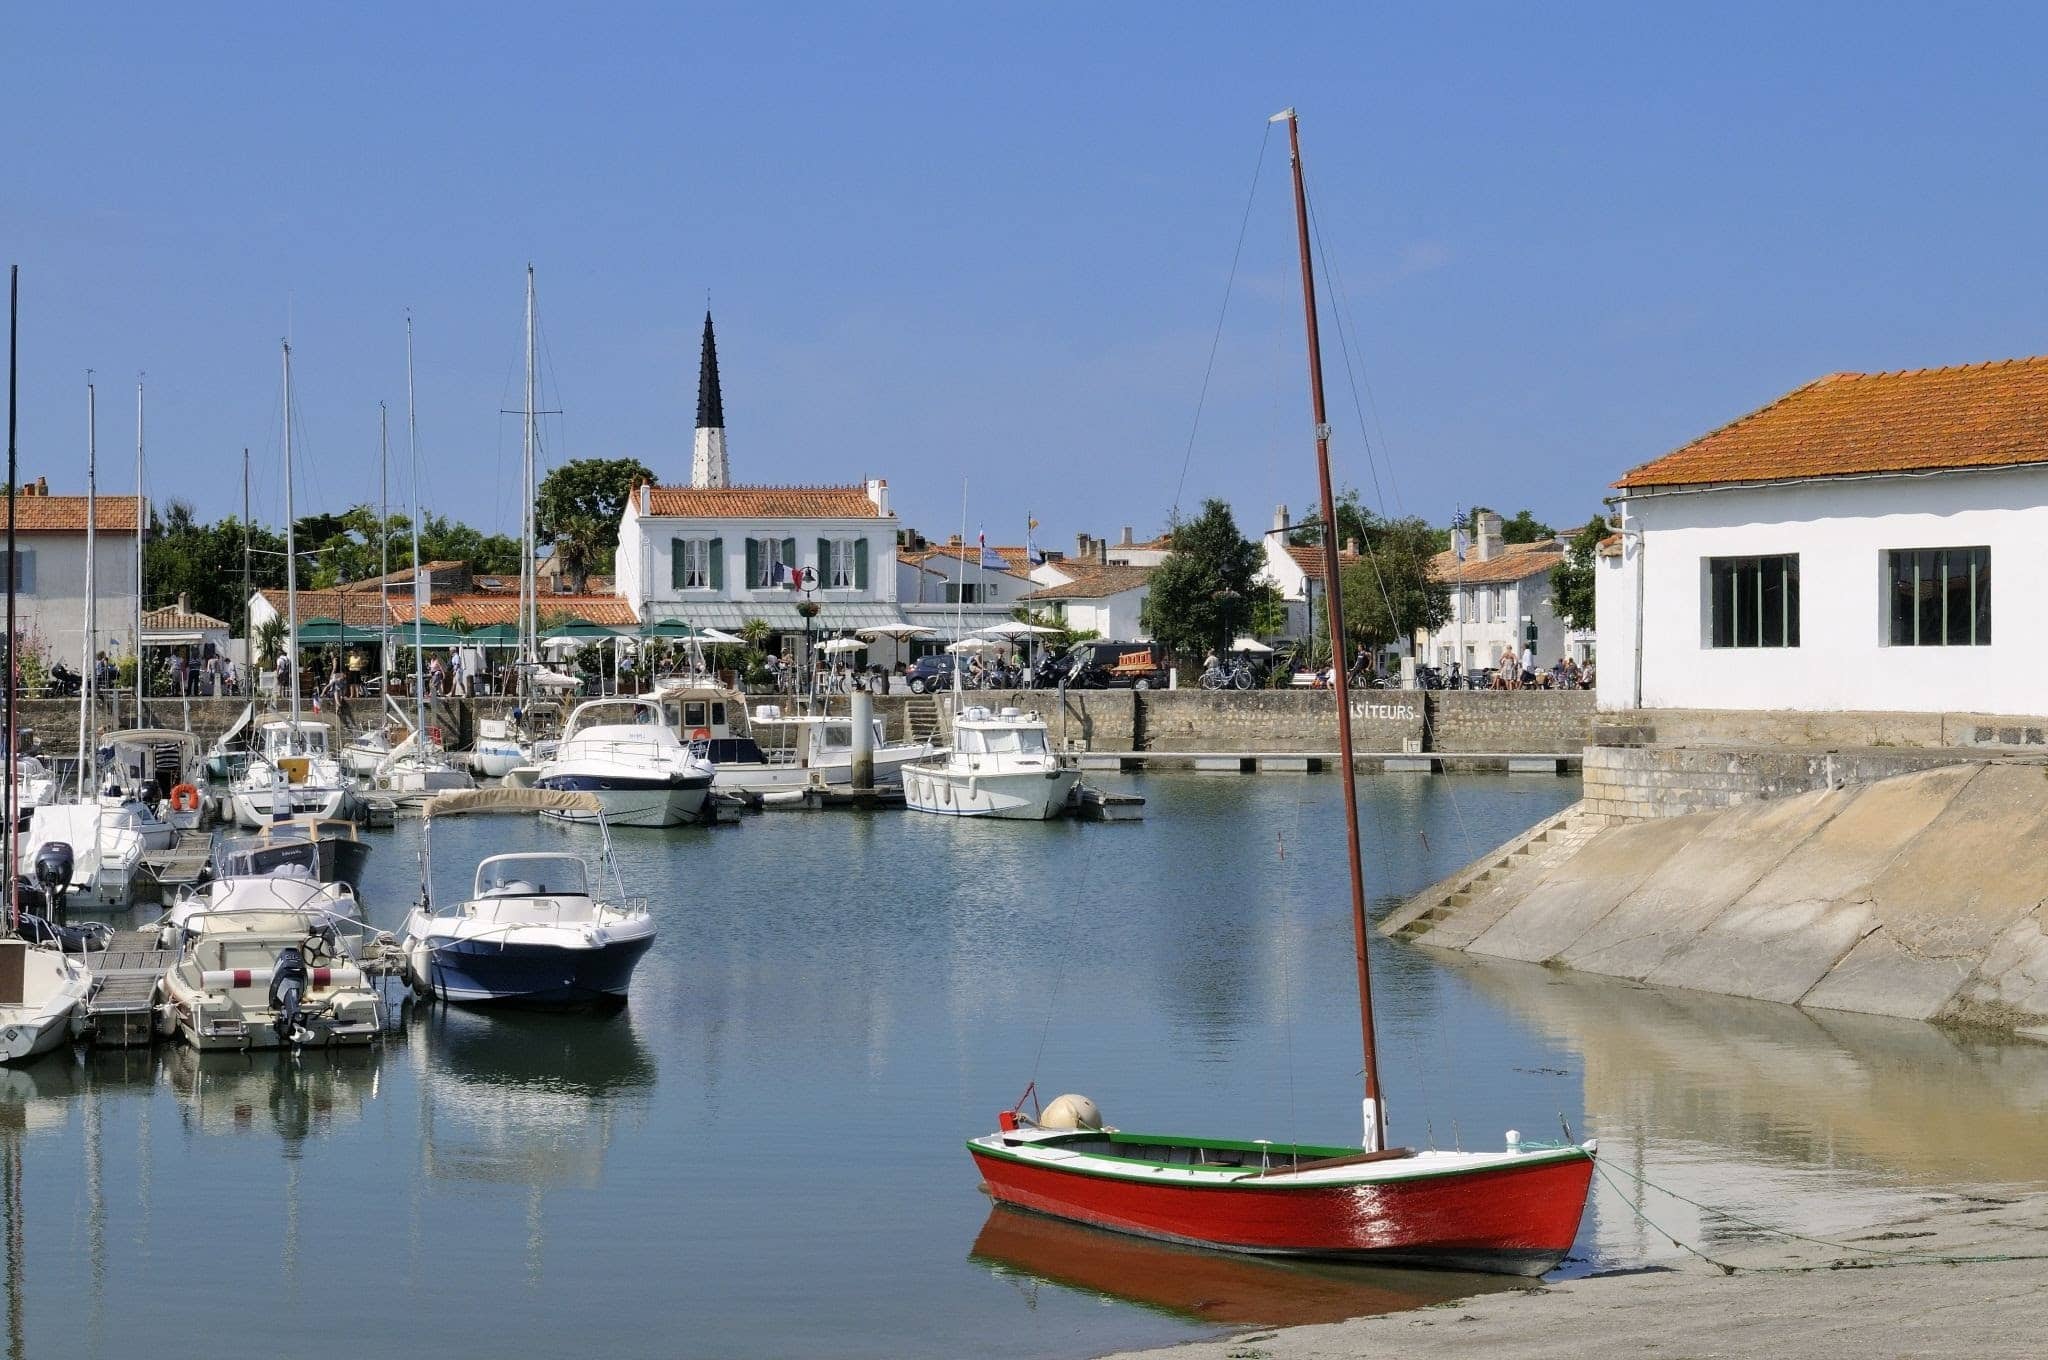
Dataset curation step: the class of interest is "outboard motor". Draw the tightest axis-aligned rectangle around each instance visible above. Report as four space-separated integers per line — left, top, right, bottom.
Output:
268 945 310 1046
32 842 74 901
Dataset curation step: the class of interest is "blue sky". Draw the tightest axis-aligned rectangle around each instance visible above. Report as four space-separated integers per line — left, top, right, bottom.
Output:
5 3 2045 548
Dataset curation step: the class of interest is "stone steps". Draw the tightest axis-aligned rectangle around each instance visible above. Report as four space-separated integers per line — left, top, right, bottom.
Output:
1381 804 1600 941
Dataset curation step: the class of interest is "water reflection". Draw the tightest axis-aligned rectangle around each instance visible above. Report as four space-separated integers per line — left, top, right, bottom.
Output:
970 1205 1519 1327
1447 956 2048 1258
162 1045 382 1147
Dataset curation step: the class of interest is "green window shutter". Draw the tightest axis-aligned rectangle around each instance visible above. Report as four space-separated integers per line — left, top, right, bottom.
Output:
817 537 831 585
854 538 868 590
782 538 797 582
746 538 761 588
708 537 723 591
671 538 687 591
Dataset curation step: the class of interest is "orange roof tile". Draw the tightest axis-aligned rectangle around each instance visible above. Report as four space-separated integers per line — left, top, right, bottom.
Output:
1283 544 1361 581
335 561 467 594
1617 356 2048 489
900 544 1035 577
644 485 885 518
1427 539 1565 586
9 494 142 533
257 589 392 628
141 604 229 631
1021 565 1155 601
394 594 639 628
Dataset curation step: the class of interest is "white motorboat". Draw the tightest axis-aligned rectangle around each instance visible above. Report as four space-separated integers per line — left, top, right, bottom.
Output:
19 803 145 908
158 859 365 950
469 703 563 779
158 880 379 1051
97 729 206 837
532 696 714 827
229 720 351 827
399 787 655 1006
651 680 938 795
12 754 57 815
902 705 1078 820
0 938 90 1064
340 725 395 778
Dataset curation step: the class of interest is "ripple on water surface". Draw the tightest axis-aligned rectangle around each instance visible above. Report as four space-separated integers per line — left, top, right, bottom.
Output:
1 772 2041 1359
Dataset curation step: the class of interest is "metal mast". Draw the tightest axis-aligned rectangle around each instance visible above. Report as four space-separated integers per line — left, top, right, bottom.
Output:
1276 107 1386 1151
379 401 390 698
77 375 97 797
281 342 301 730
5 268 17 932
406 317 426 740
133 377 145 703
521 265 537 695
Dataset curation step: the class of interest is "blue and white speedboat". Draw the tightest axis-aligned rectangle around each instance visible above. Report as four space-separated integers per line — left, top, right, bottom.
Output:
399 788 656 1008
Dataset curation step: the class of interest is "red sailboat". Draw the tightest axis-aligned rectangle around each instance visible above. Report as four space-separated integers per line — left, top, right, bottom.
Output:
966 109 1596 1277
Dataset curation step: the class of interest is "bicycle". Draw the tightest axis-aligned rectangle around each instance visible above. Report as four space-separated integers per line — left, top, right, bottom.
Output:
1201 658 1257 691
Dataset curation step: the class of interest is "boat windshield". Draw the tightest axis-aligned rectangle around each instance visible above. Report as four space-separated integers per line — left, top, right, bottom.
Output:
262 725 330 758
958 726 1046 756
475 854 588 899
567 700 680 736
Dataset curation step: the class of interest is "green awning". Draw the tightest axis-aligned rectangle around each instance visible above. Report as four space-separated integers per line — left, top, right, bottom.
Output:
534 616 625 639
456 623 522 644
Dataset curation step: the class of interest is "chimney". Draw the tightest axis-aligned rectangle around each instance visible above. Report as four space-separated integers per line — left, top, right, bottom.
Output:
1120 525 1134 546
1272 503 1289 534
865 477 889 517
1076 532 1092 559
1345 537 1360 557
1477 511 1504 562
177 592 190 615
34 477 46 496
1096 538 1109 566
947 533 962 547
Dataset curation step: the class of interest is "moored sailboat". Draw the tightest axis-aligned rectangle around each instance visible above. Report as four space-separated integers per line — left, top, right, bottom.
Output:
966 110 1595 1275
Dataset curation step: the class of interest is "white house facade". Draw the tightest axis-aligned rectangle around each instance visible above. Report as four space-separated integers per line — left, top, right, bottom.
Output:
1416 512 1572 674
896 540 1037 643
1019 564 1155 641
1599 357 2047 716
618 480 902 636
6 484 144 671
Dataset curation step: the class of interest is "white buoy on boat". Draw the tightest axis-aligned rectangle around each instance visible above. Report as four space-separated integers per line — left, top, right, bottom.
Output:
1039 1093 1104 1130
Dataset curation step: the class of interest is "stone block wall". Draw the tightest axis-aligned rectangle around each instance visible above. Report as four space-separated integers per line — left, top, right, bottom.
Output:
1429 691 1596 753
1579 743 2037 821
1137 689 1424 753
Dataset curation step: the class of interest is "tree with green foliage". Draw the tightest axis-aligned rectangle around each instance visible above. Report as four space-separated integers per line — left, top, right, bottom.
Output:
1335 517 1451 653
536 458 656 592
143 500 288 624
1465 506 1556 544
1548 514 1609 630
1138 499 1276 656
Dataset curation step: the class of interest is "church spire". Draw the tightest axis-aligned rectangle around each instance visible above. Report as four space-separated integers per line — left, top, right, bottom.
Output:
691 310 730 488
696 311 724 431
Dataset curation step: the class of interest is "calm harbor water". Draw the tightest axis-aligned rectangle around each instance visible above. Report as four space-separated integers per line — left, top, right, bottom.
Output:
4 772 2046 1359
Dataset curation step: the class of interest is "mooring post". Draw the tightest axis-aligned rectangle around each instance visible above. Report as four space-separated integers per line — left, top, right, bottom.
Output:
850 687 875 792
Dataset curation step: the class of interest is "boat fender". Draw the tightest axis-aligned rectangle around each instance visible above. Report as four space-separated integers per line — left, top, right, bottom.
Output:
1039 1093 1104 1131
169 783 202 814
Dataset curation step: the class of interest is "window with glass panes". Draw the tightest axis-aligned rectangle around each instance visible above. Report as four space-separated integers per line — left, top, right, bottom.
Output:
1887 547 1990 646
1707 554 1800 648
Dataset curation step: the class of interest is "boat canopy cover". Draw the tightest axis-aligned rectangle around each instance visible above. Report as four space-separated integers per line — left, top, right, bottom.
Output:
103 728 204 754
423 787 604 819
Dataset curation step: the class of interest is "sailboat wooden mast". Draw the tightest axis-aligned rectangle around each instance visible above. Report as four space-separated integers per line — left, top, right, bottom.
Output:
1276 107 1386 1152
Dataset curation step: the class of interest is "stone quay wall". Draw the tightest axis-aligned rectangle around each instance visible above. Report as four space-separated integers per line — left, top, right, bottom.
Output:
1583 706 2048 821
1429 691 1596 754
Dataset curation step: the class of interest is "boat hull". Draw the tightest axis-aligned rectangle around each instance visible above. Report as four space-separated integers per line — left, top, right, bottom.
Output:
968 1142 1593 1276
414 933 654 1007
468 740 525 778
533 772 711 827
904 766 1079 819
231 786 349 829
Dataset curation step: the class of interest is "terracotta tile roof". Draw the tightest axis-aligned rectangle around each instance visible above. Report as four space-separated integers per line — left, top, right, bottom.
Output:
257 589 393 628
335 560 467 594
1021 564 1155 601
644 485 885 518
900 544 1035 577
1596 533 1623 559
8 494 142 533
394 594 639 628
1427 539 1565 586
1616 356 2048 489
1283 544 1361 581
141 604 229 630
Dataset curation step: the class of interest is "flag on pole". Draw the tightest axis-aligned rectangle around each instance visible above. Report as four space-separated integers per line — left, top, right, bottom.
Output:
1451 527 1470 562
1026 515 1044 566
978 524 1004 572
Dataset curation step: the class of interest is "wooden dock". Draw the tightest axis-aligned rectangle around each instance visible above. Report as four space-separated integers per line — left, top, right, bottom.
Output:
141 829 213 899
82 929 173 1047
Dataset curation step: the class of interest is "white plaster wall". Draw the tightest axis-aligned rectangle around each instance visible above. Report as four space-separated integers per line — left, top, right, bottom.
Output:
1610 467 2048 714
20 534 140 669
633 516 900 608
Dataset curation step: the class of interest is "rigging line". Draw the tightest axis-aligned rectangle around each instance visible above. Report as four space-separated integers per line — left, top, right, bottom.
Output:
1301 178 1394 519
1302 179 1478 862
1169 123 1274 523
1300 166 1407 517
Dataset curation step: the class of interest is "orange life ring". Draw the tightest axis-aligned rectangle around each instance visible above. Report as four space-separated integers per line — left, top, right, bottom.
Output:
169 783 202 813
688 727 712 742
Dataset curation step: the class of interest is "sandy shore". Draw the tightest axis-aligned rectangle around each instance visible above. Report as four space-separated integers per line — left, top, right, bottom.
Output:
1096 1190 2048 1360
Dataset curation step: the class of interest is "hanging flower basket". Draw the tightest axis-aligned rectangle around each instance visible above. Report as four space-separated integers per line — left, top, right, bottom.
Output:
796 602 821 619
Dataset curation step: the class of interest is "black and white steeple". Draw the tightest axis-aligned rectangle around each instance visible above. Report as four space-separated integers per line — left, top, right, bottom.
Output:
690 311 729 489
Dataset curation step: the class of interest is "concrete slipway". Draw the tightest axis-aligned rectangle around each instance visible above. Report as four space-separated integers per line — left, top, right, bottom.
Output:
1383 763 2048 1032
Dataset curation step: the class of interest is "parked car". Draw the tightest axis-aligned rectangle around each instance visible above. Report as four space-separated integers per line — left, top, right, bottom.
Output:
904 655 970 693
